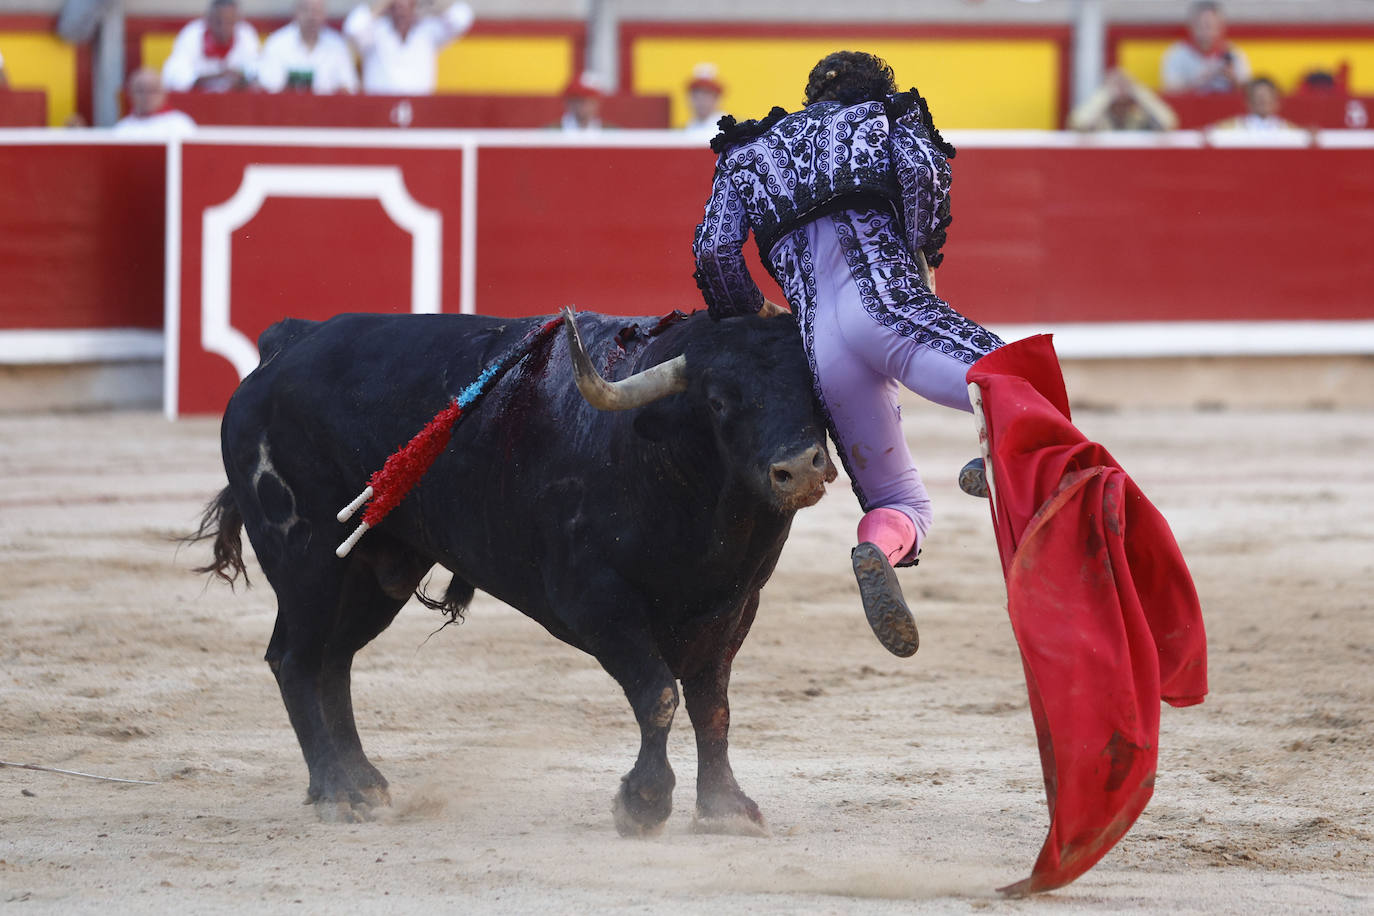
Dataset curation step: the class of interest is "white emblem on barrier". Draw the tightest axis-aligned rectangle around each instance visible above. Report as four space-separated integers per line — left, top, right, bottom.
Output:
200 164 442 380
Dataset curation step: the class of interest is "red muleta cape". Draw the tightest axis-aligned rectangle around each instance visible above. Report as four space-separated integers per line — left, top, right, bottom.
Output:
966 335 1208 895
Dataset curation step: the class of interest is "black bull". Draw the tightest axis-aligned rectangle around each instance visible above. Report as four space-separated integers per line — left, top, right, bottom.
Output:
194 309 838 833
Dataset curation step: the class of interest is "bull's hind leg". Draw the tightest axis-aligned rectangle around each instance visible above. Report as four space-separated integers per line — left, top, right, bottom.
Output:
682 593 768 836
316 538 441 812
263 537 430 822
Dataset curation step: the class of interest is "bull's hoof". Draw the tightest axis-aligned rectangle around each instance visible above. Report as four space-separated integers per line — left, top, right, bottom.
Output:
313 798 376 824
305 781 392 823
852 542 919 658
611 773 673 838
357 784 392 809
690 813 770 838
691 785 769 837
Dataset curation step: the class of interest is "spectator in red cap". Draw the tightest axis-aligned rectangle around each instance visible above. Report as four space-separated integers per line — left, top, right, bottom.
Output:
560 71 607 131
684 62 726 140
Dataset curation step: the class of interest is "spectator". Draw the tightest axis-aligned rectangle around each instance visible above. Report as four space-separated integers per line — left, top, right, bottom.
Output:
259 0 359 94
162 0 260 92
113 68 197 137
1068 69 1178 131
559 72 606 132
1210 76 1302 132
1161 1 1250 94
683 62 725 140
343 0 473 95
0 47 8 88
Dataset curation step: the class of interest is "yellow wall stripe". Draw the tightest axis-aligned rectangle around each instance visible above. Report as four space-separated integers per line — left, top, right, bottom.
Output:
1119 38 1374 94
0 32 76 126
631 37 1062 130
140 34 178 77
437 35 573 94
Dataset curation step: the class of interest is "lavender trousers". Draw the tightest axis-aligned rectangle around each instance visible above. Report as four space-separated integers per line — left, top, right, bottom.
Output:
773 210 1004 549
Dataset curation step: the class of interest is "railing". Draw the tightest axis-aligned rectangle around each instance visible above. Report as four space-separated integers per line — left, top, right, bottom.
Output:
0 90 47 127
165 91 672 130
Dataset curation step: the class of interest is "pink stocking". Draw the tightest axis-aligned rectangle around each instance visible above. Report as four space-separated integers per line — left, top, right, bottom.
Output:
856 508 918 566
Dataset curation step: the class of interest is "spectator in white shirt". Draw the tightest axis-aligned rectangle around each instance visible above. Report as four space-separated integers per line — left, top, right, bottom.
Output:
162 0 260 92
259 0 359 94
343 0 473 96
1209 77 1304 133
0 48 8 88
113 68 197 137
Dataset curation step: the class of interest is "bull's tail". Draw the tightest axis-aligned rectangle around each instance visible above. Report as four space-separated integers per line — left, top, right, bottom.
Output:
185 487 250 588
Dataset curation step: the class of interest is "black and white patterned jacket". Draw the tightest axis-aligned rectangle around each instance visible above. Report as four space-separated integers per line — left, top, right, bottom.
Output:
692 90 956 319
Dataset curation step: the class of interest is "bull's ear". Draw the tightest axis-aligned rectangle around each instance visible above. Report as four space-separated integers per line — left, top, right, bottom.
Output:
631 400 680 442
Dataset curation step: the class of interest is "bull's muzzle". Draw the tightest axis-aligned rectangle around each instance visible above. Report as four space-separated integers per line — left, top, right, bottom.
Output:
769 444 836 510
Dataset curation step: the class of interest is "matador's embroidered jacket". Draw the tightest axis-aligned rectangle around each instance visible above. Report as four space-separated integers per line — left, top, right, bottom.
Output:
693 90 956 320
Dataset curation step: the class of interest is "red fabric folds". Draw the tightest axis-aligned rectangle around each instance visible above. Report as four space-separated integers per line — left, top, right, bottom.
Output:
966 335 1207 896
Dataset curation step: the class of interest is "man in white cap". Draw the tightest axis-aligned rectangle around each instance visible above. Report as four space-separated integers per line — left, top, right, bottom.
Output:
683 62 725 140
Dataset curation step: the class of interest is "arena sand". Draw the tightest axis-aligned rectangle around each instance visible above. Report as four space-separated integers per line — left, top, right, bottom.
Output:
1 403 1371 914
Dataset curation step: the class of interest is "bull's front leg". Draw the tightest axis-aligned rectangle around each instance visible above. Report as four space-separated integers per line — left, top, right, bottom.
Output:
682 660 768 837
572 612 680 837
611 657 679 837
681 591 768 837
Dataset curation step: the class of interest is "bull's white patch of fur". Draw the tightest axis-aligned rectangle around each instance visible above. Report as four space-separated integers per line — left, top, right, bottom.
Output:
251 437 306 538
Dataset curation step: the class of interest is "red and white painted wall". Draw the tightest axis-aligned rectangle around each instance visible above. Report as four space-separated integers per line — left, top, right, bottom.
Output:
0 128 1371 416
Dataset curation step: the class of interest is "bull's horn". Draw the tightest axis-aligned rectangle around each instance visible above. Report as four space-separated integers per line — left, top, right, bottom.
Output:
561 307 688 411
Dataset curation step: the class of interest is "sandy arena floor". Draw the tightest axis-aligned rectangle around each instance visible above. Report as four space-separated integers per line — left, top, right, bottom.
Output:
1 403 1372 914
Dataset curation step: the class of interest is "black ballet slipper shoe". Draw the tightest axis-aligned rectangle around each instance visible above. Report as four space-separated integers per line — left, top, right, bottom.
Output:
959 457 989 498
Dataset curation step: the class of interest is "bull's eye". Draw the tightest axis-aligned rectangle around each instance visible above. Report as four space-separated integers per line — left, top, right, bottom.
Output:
708 396 727 415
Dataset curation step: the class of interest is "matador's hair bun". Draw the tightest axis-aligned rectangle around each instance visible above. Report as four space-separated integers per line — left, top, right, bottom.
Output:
804 51 897 106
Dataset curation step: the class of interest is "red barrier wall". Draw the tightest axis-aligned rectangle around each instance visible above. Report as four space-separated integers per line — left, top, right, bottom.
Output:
1 134 1371 413
0 90 47 127
1160 92 1374 129
174 142 470 413
165 91 671 129
473 143 1374 325
944 145 1374 324
0 142 165 330
475 146 732 317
